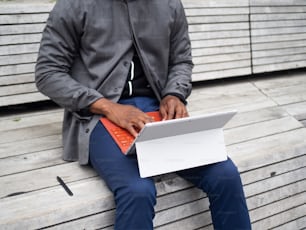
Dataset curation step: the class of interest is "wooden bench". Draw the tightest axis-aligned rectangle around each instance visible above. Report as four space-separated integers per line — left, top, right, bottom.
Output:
184 0 252 81
1 69 306 229
250 0 306 73
0 0 306 229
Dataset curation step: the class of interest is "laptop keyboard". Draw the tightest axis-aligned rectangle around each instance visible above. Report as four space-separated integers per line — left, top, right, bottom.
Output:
100 111 161 154
111 127 134 148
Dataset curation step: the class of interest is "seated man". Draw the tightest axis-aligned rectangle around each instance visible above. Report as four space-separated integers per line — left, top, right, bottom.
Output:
35 0 251 229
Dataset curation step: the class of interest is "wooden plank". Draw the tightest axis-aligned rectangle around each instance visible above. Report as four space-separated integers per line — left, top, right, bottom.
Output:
252 204 306 229
193 52 251 65
251 26 306 36
188 81 276 113
155 202 210 229
191 37 250 49
253 53 306 66
0 33 42 46
0 74 36 86
0 122 61 145
251 13 306 21
146 211 210 230
252 40 305 51
0 92 48 107
282 101 306 120
250 193 306 229
225 106 288 129
254 82 306 105
245 167 306 198
228 128 306 172
251 0 306 6
46 209 115 230
251 6 306 14
155 199 209 227
182 0 249 8
189 22 249 33
0 53 38 66
0 135 62 160
0 13 48 25
187 15 249 24
185 8 249 17
0 4 54 14
251 69 306 89
0 162 96 198
225 116 303 145
194 60 250 73
0 148 64 178
0 43 40 56
252 19 306 28
192 68 252 81
273 216 306 230
253 60 306 74
0 63 35 76
0 177 114 229
0 110 62 132
241 155 306 185
0 83 37 96
252 44 306 57
192 44 251 57
0 24 45 36
189 30 250 41
0 107 62 122
246 180 306 210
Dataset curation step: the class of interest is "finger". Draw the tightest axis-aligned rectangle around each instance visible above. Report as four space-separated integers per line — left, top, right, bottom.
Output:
175 106 189 119
159 105 168 121
174 107 184 119
125 124 139 138
166 102 176 120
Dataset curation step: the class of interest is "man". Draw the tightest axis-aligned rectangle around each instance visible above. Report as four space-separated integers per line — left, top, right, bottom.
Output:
35 0 251 229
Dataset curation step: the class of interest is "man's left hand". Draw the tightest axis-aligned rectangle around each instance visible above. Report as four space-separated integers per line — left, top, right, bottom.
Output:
159 95 189 120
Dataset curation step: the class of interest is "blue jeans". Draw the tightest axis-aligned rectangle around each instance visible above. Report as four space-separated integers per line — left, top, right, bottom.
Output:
89 97 251 230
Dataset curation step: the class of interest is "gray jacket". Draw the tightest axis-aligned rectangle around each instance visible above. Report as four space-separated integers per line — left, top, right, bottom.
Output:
35 0 193 165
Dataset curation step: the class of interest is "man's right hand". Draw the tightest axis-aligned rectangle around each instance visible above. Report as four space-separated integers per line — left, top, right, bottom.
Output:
89 98 153 137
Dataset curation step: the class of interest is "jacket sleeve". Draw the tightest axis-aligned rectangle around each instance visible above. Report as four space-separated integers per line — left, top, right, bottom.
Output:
35 0 103 113
161 0 194 101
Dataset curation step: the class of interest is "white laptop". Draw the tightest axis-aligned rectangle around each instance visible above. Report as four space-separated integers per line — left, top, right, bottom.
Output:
130 110 237 178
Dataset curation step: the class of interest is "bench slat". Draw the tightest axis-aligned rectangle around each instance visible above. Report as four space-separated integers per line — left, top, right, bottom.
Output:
0 92 48 107
0 23 45 35
251 0 306 5
0 74 35 86
251 6 306 14
182 0 249 8
0 13 48 25
0 43 40 56
0 34 42 46
0 4 54 14
253 60 306 75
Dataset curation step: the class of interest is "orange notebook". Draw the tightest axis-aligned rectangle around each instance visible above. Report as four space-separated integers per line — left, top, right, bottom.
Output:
100 111 161 154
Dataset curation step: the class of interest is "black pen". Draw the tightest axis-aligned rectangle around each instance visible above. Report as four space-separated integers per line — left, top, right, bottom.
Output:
57 176 73 196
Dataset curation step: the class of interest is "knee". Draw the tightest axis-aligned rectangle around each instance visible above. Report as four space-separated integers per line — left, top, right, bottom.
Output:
118 178 157 204
206 159 244 193
220 159 241 181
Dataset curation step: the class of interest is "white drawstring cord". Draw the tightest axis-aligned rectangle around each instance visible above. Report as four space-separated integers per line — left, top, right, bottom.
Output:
128 61 135 96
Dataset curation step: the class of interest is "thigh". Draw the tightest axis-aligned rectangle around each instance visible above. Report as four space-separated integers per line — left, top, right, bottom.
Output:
89 121 154 193
89 97 159 192
176 158 241 193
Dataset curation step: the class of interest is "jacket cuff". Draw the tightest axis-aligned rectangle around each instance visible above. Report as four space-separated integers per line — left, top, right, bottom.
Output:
163 93 188 105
